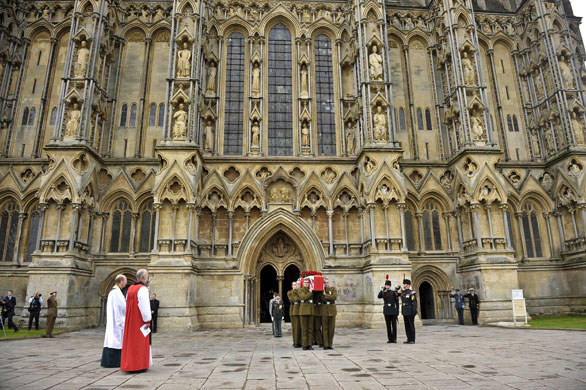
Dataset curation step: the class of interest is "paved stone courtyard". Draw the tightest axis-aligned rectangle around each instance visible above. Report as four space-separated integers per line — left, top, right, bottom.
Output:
0 324 585 390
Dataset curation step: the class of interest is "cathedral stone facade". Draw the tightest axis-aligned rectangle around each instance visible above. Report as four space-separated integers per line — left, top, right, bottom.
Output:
0 0 585 331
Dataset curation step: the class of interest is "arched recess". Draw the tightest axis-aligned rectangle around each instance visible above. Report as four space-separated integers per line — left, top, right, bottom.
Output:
238 208 325 274
238 208 325 325
98 267 138 326
412 265 453 321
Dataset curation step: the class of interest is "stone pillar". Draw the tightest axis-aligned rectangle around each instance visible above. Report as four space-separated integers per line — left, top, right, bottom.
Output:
211 211 217 256
382 204 390 250
171 204 178 252
130 212 139 254
13 212 26 263
87 212 95 252
399 203 407 252
516 212 527 258
580 204 586 237
227 210 234 257
327 209 334 256
343 212 349 255
570 210 579 238
277 275 284 298
35 203 48 251
68 204 80 252
99 213 108 253
152 203 161 252
501 204 512 250
544 212 554 257
443 212 452 251
556 213 566 251
187 204 194 252
471 203 482 248
368 204 376 249
456 212 464 250
359 207 365 251
485 205 494 249
54 204 64 253
416 212 424 252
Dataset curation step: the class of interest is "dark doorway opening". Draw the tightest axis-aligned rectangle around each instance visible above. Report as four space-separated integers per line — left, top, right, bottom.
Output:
282 264 300 323
260 265 278 323
419 281 435 319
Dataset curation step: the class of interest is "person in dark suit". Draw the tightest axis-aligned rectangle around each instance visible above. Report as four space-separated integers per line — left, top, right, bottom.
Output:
464 288 480 325
0 290 19 332
150 294 160 333
378 280 399 343
271 294 284 337
401 279 417 344
450 289 466 325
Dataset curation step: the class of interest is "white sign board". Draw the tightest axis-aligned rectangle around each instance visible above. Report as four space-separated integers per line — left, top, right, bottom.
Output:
512 289 527 325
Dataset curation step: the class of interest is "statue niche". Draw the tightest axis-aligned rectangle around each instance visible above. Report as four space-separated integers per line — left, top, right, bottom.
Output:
74 39 90 78
205 60 217 96
64 102 81 138
373 105 388 142
177 42 192 78
369 44 383 81
268 180 294 204
172 102 188 141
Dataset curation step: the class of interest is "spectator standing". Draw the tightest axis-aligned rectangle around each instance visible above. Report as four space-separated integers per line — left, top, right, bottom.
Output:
28 292 43 330
150 294 159 333
271 294 284 337
0 290 19 332
450 289 466 325
464 288 480 325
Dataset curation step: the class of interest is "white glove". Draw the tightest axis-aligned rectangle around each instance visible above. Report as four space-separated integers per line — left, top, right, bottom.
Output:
271 317 274 322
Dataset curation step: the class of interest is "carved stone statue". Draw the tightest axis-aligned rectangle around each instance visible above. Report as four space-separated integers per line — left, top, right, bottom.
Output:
346 126 356 155
75 40 90 78
177 42 191 78
571 111 585 144
462 51 475 85
251 120 260 148
172 103 187 140
300 64 309 98
560 58 575 89
471 114 484 140
206 61 217 95
251 62 260 96
530 129 541 157
373 105 387 141
301 121 310 147
65 103 81 137
280 186 290 202
204 119 214 152
369 45 383 81
544 126 555 153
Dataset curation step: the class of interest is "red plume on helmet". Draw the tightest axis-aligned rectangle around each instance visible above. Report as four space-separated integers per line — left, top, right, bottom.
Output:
386 274 389 280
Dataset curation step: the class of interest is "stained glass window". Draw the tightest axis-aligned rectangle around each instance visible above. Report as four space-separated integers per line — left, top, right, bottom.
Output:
513 115 520 132
129 104 137 127
405 210 415 251
50 107 57 125
120 104 128 126
507 115 513 132
149 104 157 126
399 108 406 131
110 201 131 252
268 24 293 156
28 107 36 126
26 211 40 262
224 32 245 155
425 109 432 131
315 35 336 156
139 202 155 253
22 107 29 126
158 104 165 127
0 202 19 262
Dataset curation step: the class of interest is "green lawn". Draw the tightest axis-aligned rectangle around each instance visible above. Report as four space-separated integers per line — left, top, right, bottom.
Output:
528 316 586 329
0 328 62 339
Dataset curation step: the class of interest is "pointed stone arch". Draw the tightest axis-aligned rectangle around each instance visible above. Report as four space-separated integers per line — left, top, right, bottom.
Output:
237 208 325 275
412 265 453 320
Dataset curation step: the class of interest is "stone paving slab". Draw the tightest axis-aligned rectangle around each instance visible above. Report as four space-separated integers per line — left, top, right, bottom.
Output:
0 324 585 389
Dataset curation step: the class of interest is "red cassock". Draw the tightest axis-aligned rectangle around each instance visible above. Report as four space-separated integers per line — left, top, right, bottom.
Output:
121 283 151 372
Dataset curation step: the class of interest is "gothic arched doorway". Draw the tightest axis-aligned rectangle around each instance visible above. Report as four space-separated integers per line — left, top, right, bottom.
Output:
99 268 137 326
259 265 278 323
419 281 435 319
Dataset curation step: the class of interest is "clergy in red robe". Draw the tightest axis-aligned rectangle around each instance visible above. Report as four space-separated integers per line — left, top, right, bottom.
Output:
121 269 152 372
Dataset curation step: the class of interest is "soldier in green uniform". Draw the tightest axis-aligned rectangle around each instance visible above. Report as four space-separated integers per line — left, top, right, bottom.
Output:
287 281 301 348
297 278 314 350
313 289 323 347
321 277 337 350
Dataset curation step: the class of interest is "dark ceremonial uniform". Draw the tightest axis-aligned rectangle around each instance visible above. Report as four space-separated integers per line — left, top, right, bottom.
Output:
313 291 323 346
465 291 480 325
450 291 466 325
378 288 399 343
297 286 314 349
287 288 301 347
321 286 337 349
150 298 160 333
401 288 417 343
271 299 284 337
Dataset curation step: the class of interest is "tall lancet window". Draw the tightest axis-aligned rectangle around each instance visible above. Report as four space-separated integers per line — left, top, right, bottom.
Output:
268 24 293 156
223 32 245 155
314 35 336 156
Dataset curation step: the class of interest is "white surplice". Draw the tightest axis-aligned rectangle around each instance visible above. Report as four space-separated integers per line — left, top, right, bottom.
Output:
103 286 126 349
